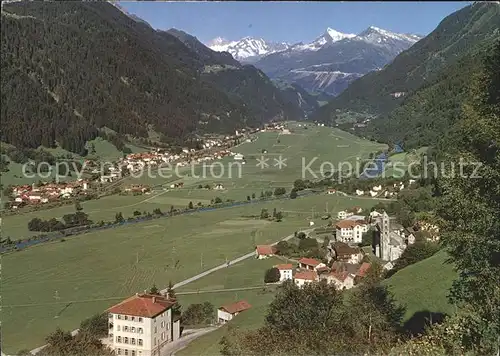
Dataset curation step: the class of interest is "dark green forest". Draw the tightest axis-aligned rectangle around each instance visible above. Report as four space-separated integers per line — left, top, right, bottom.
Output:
358 41 497 149
1 2 303 155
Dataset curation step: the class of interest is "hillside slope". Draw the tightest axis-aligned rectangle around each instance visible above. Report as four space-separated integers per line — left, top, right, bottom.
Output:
0 2 301 155
314 2 500 120
167 29 308 123
383 250 457 323
357 41 496 149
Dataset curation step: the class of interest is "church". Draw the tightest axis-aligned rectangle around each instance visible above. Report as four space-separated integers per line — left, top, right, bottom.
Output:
373 211 415 262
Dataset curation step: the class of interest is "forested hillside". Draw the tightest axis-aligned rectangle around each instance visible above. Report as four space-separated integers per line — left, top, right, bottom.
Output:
277 82 320 115
168 29 309 125
1 2 302 155
358 41 495 149
314 2 499 120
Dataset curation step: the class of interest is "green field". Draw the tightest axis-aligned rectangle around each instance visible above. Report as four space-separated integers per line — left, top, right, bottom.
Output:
2 191 211 240
176 257 284 356
384 147 429 178
1 124 388 352
1 192 380 353
384 250 457 321
2 125 386 240
121 125 386 189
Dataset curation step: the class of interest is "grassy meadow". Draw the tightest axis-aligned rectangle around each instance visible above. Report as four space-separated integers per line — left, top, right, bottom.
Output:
1 124 389 352
176 257 284 356
2 124 386 240
1 192 379 353
384 250 457 321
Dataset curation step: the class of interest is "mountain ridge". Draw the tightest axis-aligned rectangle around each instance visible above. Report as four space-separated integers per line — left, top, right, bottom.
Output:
313 2 500 118
0 2 306 154
312 2 500 150
208 26 421 63
250 26 421 96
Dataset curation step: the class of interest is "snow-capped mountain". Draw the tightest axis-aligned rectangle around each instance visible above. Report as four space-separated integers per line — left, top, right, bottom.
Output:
251 26 422 96
208 37 290 62
292 28 356 52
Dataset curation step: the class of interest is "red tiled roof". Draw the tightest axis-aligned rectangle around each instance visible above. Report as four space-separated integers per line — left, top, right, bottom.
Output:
256 245 276 256
298 257 321 267
107 294 175 318
333 242 360 257
219 300 252 314
275 264 293 270
335 219 366 229
357 262 371 277
316 266 329 273
294 270 318 281
328 271 351 282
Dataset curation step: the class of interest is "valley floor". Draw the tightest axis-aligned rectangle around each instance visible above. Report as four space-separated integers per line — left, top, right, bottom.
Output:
1 125 390 353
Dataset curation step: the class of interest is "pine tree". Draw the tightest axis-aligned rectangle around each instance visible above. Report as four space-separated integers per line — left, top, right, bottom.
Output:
166 281 182 317
149 284 159 295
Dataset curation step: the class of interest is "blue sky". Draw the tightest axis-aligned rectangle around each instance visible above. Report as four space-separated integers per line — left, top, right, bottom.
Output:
119 2 470 44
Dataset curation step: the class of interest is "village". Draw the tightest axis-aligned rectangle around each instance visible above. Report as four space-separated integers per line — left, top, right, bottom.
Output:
2 122 292 210
103 201 439 356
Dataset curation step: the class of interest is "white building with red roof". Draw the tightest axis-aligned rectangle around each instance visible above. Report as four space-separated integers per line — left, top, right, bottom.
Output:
217 300 252 324
323 271 355 290
275 264 293 282
294 270 318 288
335 219 369 244
107 293 180 356
255 245 277 259
298 257 326 271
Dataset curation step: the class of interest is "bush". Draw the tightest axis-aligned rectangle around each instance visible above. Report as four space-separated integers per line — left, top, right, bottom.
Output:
297 232 307 240
264 267 281 283
299 238 318 252
275 241 290 255
274 187 286 196
293 179 305 191
182 302 214 325
79 313 108 337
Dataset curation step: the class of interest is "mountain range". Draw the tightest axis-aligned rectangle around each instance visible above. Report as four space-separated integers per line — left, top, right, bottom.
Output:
208 27 422 95
1 0 498 157
313 1 500 149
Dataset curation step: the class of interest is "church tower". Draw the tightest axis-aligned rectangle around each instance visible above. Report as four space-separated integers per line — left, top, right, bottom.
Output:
380 211 391 261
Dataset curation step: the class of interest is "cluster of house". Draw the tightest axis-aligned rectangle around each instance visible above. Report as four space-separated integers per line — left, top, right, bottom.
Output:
123 184 151 194
354 180 417 198
258 122 291 135
7 180 90 209
334 209 418 267
255 244 371 290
